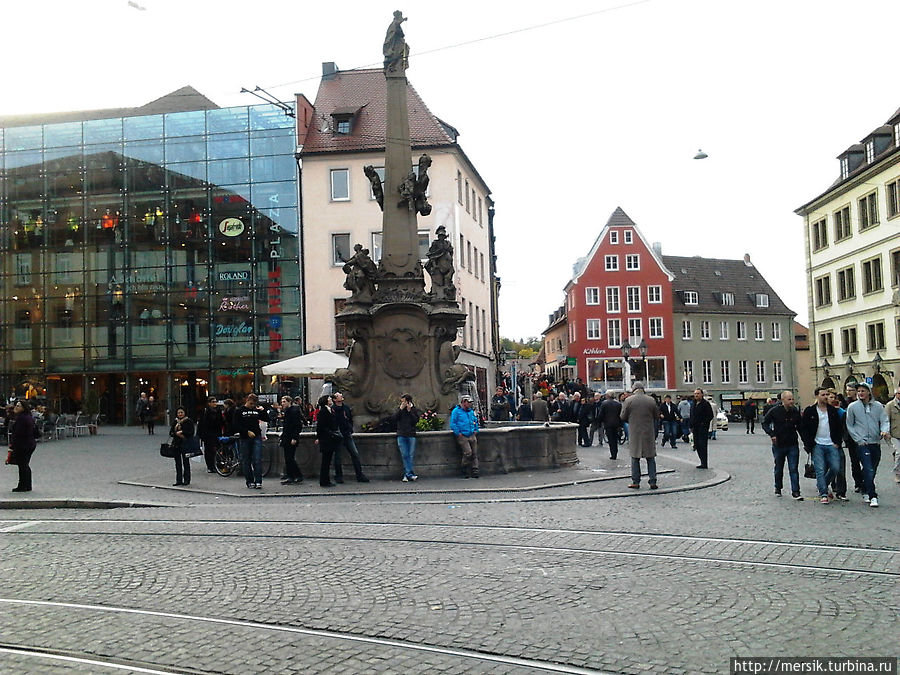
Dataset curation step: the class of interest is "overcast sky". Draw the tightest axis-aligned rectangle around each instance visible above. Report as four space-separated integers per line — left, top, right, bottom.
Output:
6 0 900 341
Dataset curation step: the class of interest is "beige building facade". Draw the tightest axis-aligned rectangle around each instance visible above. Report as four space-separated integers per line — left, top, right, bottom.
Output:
797 106 900 402
298 66 498 402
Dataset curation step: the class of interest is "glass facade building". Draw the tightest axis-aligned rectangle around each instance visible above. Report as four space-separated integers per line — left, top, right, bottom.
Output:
0 103 300 422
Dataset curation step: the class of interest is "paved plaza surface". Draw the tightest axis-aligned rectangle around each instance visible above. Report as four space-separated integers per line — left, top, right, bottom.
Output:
1 426 897 674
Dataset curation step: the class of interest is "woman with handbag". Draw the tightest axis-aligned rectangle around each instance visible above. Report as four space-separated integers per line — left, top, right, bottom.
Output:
314 395 340 487
169 407 196 486
6 400 37 492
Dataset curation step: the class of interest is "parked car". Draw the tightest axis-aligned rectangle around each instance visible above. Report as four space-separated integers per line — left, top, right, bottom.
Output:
715 411 729 431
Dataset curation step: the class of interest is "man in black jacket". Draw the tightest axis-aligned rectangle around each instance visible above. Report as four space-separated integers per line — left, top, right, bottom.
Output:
598 392 623 459
279 396 304 485
690 389 714 469
197 395 225 474
331 393 369 483
577 392 597 447
658 394 679 449
800 387 845 503
762 391 803 500
235 393 264 489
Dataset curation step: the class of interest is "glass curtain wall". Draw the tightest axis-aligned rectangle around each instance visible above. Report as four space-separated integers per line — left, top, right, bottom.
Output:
0 104 299 422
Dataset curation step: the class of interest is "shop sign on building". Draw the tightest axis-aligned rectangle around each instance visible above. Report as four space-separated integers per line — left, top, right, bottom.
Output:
218 218 245 237
217 270 250 282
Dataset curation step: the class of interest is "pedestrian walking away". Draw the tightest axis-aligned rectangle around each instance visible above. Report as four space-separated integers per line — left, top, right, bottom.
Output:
6 400 37 492
845 383 890 508
451 395 480 478
531 392 550 422
762 391 804 500
620 382 659 489
598 392 623 460
392 393 421 482
745 400 757 434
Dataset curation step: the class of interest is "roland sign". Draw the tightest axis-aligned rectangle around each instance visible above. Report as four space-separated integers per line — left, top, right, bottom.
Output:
218 217 245 237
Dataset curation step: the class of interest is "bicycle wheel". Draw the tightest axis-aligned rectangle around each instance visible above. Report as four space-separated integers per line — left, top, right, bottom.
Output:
214 446 236 477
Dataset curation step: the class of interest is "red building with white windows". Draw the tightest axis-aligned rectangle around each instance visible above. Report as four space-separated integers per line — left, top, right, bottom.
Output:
563 208 676 391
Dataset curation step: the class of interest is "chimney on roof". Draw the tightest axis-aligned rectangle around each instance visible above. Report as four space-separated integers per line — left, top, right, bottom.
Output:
743 253 752 267
651 242 662 256
322 62 338 80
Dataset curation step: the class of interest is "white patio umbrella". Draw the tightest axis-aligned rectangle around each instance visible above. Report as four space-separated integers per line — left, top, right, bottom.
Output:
261 350 348 377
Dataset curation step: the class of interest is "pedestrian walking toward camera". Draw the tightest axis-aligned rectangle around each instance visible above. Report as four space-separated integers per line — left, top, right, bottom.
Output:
826 391 849 500
762 391 804 500
197 395 225 474
531 392 550 422
599 391 623 459
690 388 714 469
392 393 420 482
451 394 480 478
314 395 340 487
6 400 37 492
490 386 510 421
235 393 265 489
841 384 864 493
800 387 844 504
589 392 605 446
659 394 679 449
279 396 304 485
332 393 369 483
146 396 158 435
885 387 900 483
620 383 659 489
846 383 890 508
168 407 195 487
576 392 595 447
136 392 150 430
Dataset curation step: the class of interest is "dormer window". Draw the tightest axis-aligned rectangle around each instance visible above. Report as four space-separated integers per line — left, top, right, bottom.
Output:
866 140 875 164
895 123 900 147
330 106 361 135
336 119 350 134
684 291 699 305
721 292 734 306
840 157 849 179
755 293 769 308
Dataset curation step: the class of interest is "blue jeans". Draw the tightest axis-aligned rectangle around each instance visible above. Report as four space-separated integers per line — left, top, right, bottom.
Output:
333 434 365 480
397 435 416 478
858 443 881 499
772 444 800 494
630 457 657 486
680 419 691 439
812 443 841 497
662 421 679 447
240 436 263 485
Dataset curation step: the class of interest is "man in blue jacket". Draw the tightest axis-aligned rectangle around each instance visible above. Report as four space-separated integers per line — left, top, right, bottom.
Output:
451 395 480 478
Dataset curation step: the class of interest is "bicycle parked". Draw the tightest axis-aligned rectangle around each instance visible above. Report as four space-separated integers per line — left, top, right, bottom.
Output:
213 435 274 478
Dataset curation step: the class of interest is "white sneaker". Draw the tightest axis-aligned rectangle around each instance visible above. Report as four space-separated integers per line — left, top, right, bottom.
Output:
869 497 878 508
863 494 870 503
401 476 409 482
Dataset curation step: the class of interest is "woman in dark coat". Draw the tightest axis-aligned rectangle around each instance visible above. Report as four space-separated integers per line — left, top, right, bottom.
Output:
7 400 37 492
168 407 195 486
314 395 340 487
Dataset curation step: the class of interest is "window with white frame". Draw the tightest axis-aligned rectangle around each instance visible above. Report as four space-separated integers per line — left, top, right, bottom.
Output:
625 254 640 270
624 230 633 244
683 291 699 305
721 360 731 383
368 167 385 199
700 320 710 340
702 360 713 384
585 287 600 305
819 331 834 356
773 360 783 383
609 230 619 244
682 320 692 339
605 255 619 271
895 123 900 148
607 319 622 348
606 286 620 312
754 322 764 340
586 319 601 340
771 322 781 341
628 318 642 343
332 233 351 265
626 286 641 312
648 285 662 303
721 292 735 306
568 321 575 344
737 321 747 340
866 321 886 351
719 321 729 340
866 140 875 164
739 360 749 383
649 317 663 338
683 360 694 384
755 293 769 308
756 360 766 382
330 168 350 201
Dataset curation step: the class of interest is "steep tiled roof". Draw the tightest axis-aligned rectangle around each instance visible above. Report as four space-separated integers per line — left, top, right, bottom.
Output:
0 86 218 129
301 68 456 155
604 206 637 228
662 255 795 317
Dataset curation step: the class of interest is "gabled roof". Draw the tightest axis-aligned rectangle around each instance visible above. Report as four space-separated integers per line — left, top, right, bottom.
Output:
566 207 674 288
0 86 219 129
662 255 795 317
301 68 457 155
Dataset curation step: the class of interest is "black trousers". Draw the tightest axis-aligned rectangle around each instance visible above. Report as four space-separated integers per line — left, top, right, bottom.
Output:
844 438 863 490
15 448 34 490
319 443 336 486
282 441 303 480
202 436 219 473
578 423 592 447
693 428 709 467
174 452 191 485
605 427 620 459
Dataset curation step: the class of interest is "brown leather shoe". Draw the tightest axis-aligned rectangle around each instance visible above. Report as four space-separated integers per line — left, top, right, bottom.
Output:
627 483 640 489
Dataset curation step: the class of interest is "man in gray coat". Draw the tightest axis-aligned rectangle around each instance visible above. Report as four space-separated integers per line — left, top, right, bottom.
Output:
620 382 658 489
531 392 550 422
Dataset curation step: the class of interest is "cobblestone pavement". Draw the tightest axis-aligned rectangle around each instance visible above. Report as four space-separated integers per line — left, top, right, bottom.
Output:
1 427 898 673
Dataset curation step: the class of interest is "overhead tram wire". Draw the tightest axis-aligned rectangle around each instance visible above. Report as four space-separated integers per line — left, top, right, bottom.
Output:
258 0 656 93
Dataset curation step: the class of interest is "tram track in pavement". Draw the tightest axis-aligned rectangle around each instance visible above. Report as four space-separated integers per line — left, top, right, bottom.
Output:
3 519 897 577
